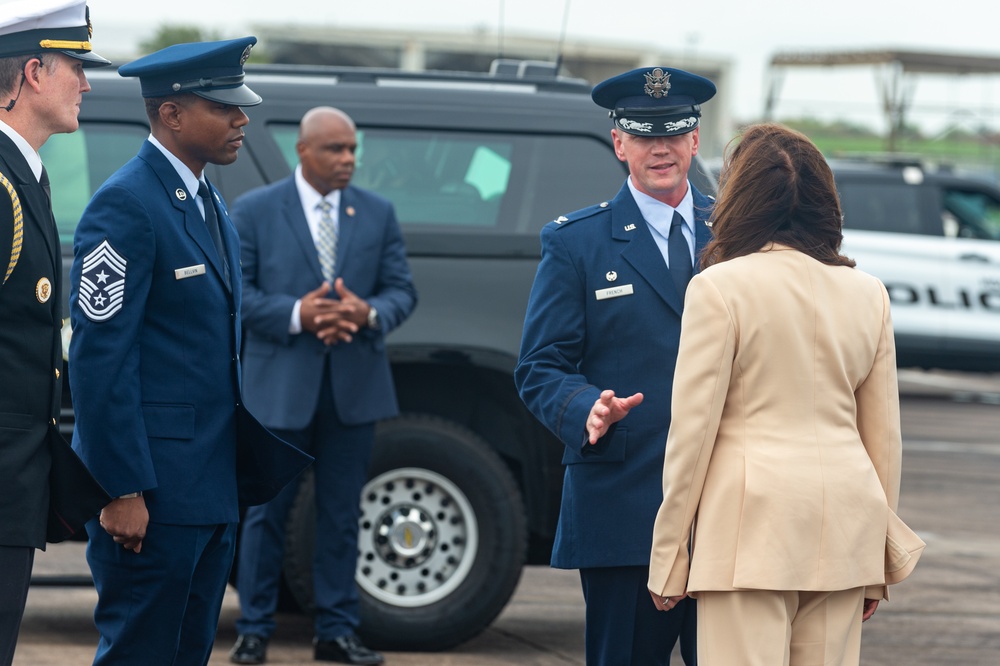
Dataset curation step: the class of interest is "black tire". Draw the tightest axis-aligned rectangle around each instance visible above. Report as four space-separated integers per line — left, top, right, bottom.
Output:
282 413 528 651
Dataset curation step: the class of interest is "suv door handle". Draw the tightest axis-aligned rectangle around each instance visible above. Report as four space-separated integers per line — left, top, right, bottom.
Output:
959 253 991 263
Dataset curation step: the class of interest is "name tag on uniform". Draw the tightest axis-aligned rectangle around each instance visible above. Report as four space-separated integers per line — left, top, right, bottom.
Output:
595 284 634 300
175 264 206 280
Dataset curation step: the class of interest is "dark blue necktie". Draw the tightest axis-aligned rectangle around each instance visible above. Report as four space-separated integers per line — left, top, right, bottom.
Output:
668 210 692 301
198 180 230 287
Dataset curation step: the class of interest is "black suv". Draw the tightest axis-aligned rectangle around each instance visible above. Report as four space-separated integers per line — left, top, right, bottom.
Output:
45 63 717 650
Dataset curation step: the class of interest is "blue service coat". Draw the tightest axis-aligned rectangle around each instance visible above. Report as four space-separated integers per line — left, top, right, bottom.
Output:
515 181 714 569
69 141 310 525
233 176 417 430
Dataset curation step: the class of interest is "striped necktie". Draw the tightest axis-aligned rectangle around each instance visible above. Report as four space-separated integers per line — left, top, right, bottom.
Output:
668 210 692 302
316 199 337 283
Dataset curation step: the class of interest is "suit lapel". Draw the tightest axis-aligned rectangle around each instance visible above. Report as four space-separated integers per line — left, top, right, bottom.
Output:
613 184 684 316
0 136 59 276
139 142 229 287
280 178 325 283
205 178 233 293
692 187 714 274
334 186 359 277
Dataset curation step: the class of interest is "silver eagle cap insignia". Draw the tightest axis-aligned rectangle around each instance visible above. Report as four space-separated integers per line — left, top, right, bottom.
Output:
644 68 671 99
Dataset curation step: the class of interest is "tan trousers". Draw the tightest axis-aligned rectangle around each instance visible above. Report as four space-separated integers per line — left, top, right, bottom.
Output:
696 588 865 666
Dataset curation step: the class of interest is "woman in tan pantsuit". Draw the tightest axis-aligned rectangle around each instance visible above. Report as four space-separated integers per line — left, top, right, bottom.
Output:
647 124 925 665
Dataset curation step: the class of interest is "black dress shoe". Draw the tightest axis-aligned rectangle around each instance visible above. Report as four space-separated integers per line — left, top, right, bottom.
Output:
314 633 384 664
230 634 268 664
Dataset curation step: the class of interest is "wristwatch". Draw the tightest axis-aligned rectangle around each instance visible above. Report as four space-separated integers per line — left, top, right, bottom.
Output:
367 305 380 330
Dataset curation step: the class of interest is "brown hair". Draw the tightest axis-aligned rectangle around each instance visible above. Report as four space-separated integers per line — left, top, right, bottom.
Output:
0 54 52 98
700 122 855 269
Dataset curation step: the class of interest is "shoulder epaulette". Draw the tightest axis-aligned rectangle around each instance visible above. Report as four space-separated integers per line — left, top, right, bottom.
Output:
1 169 22 285
548 200 611 230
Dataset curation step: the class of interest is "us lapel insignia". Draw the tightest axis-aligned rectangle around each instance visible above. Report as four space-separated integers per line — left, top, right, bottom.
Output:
624 223 636 232
175 188 187 201
346 206 356 217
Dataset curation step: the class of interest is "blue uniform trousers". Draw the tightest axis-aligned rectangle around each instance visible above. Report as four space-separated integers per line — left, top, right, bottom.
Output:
235 374 374 641
86 519 237 666
580 565 696 665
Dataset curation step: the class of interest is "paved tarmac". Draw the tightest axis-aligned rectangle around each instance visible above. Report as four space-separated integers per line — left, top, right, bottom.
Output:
13 369 1000 664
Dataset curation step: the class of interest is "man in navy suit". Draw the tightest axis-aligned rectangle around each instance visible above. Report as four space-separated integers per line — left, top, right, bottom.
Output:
514 67 716 666
69 37 311 666
229 107 416 665
0 2 110 663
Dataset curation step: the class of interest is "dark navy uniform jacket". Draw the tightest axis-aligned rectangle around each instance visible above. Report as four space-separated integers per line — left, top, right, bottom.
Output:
0 133 107 547
69 141 309 524
0 134 62 547
515 180 714 569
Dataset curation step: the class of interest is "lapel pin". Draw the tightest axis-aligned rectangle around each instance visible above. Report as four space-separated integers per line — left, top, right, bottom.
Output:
606 271 617 282
175 188 187 201
624 223 636 231
346 206 356 217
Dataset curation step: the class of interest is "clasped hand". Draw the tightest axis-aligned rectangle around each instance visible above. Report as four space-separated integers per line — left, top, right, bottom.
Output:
299 278 370 345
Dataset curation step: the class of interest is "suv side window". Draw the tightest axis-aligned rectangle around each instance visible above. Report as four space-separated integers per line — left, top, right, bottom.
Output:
943 189 1000 240
40 123 149 244
839 181 928 235
268 124 623 236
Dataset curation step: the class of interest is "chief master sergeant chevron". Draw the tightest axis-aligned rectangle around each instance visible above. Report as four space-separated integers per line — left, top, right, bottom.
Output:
69 37 312 666
514 66 716 666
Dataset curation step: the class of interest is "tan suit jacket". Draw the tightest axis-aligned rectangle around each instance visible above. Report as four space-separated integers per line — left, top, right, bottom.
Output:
648 244 924 602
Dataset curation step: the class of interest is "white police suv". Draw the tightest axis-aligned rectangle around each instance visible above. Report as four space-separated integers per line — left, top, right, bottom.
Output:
835 158 1000 372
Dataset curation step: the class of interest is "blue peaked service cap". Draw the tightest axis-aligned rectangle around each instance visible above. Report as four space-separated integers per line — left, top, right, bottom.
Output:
118 36 262 107
0 0 109 67
592 66 716 137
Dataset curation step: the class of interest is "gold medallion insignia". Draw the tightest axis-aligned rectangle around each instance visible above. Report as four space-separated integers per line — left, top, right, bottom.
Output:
36 277 52 303
644 68 671 99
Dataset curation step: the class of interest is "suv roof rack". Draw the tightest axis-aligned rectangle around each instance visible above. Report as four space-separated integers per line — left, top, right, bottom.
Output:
243 62 592 94
828 151 955 172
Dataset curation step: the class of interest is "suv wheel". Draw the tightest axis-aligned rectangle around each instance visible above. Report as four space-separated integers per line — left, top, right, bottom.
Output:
282 413 528 650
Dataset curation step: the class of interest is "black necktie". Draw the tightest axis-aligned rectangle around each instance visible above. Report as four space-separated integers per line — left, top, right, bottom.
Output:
668 210 692 301
39 166 51 201
198 180 230 286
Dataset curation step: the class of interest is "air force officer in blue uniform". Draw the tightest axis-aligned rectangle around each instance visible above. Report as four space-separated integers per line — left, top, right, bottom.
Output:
69 38 312 666
515 67 717 665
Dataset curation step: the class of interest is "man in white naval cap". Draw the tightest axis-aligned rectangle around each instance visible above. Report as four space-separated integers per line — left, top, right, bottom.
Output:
0 1 110 663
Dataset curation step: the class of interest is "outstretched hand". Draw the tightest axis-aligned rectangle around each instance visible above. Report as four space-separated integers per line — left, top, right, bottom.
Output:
586 390 644 444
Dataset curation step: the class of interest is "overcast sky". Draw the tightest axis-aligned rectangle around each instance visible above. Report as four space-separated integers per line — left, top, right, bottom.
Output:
15 0 1000 133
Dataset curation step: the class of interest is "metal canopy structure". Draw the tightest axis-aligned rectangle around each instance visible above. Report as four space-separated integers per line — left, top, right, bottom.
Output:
764 49 1000 151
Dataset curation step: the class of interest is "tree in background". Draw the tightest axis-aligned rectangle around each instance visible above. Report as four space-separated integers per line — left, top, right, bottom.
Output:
139 25 220 54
